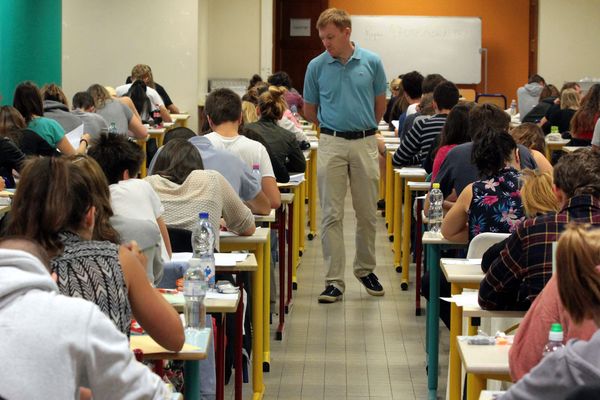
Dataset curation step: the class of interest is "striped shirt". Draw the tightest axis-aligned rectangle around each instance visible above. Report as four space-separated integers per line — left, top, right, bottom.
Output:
479 195 600 311
392 114 447 167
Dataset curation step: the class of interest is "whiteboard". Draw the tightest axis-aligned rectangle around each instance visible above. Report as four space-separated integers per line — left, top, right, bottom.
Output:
351 16 482 84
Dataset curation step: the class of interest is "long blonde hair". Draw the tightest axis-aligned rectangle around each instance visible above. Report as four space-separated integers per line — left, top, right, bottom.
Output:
519 169 559 218
557 224 600 324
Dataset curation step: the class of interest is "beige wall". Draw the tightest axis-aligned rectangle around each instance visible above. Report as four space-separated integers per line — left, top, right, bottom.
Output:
62 0 199 127
538 0 600 87
207 0 261 80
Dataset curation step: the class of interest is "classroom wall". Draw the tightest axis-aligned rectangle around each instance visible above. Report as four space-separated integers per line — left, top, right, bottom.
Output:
207 0 261 80
62 0 199 128
0 0 61 105
538 0 600 87
329 0 531 101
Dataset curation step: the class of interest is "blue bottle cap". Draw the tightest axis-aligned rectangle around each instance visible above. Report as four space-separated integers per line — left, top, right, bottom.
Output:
199 212 209 219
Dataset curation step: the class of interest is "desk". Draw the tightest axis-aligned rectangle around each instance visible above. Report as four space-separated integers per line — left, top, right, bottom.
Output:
131 328 210 400
423 233 468 400
563 146 586 153
171 113 191 128
220 228 270 399
384 144 400 243
278 180 304 290
254 209 276 223
148 127 166 148
396 169 428 289
278 193 295 341
544 137 570 160
307 141 318 240
134 137 149 177
457 337 511 400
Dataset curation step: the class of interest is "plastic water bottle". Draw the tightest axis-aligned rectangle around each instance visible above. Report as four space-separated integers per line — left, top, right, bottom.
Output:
252 163 261 180
191 212 215 289
543 323 565 355
551 125 559 134
108 122 117 135
183 258 207 329
428 183 443 234
509 99 517 116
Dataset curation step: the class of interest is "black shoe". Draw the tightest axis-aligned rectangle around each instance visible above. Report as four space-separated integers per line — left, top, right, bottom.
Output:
318 285 343 303
358 273 385 296
377 199 386 210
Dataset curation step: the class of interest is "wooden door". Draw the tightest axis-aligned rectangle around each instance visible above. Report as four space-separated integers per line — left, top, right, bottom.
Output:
274 0 328 95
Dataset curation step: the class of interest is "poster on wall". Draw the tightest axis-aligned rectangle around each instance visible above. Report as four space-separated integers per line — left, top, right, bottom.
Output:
290 18 311 37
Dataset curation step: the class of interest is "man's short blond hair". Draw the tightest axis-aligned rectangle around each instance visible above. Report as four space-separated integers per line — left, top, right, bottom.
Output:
316 8 351 30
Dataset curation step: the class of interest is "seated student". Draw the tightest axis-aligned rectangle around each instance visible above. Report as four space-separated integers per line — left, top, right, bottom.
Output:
397 71 428 135
204 88 281 209
517 74 545 121
510 122 553 174
244 85 306 181
543 88 580 134
521 84 559 123
392 81 459 167
0 106 57 157
441 128 526 243
0 238 171 399
126 80 153 123
267 70 304 116
126 64 181 114
40 83 84 134
4 157 183 351
568 83 600 144
13 81 88 155
87 134 172 262
539 82 581 133
146 139 255 248
427 102 473 181
87 84 148 139
71 91 109 140
592 118 600 151
499 225 600 400
116 65 172 123
479 148 600 310
432 103 537 209
400 75 446 141
0 134 24 188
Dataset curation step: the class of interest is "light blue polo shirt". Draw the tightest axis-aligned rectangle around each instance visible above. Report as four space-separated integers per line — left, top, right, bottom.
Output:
303 43 387 132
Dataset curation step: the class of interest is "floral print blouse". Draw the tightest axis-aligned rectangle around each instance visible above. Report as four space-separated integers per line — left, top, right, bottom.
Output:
468 167 526 241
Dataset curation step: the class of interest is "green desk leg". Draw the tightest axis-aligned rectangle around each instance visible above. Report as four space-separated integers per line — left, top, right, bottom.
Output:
184 361 201 400
426 243 441 400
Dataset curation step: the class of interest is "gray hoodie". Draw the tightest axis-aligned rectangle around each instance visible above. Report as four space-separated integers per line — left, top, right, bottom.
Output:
0 249 169 400
517 83 544 122
500 329 600 400
43 100 84 134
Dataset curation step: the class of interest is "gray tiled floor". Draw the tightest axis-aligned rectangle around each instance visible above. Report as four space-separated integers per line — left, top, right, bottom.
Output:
226 193 449 399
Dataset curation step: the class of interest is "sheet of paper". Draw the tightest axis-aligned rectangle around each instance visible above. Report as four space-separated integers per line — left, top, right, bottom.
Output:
130 334 202 354
392 120 399 129
215 253 248 265
171 252 193 263
65 124 84 150
289 173 305 183
440 291 479 307
442 258 482 265
206 291 239 300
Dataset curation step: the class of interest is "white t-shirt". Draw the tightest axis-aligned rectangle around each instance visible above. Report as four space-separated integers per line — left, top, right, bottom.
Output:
115 83 165 108
406 102 418 116
204 132 275 178
109 179 168 261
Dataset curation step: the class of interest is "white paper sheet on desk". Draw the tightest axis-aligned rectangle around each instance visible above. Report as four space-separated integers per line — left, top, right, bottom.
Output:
391 120 399 129
445 258 482 265
170 252 247 266
206 291 239 300
65 124 84 150
441 291 479 307
289 173 305 183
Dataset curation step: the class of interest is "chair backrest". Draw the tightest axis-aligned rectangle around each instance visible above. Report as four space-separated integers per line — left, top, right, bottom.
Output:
459 88 476 102
167 226 193 253
466 232 510 259
475 93 507 110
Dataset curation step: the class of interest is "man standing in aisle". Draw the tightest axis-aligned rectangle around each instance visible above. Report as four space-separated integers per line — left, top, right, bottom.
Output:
304 8 387 303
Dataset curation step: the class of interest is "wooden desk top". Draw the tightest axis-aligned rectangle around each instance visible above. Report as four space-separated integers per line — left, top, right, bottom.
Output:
457 337 510 375
383 137 401 144
422 231 468 246
254 209 276 223
147 127 166 134
220 227 270 244
277 180 302 189
385 143 400 151
440 259 484 284
407 181 431 191
130 328 210 361
164 291 241 314
280 193 295 204
462 306 526 319
171 113 190 121
545 137 570 146
396 167 427 178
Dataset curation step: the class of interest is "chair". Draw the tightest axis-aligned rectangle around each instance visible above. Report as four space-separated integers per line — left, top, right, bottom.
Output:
458 88 476 102
475 93 507 110
167 226 193 252
466 232 510 259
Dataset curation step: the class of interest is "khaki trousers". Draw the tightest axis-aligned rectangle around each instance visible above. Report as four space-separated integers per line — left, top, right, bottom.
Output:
317 133 380 292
